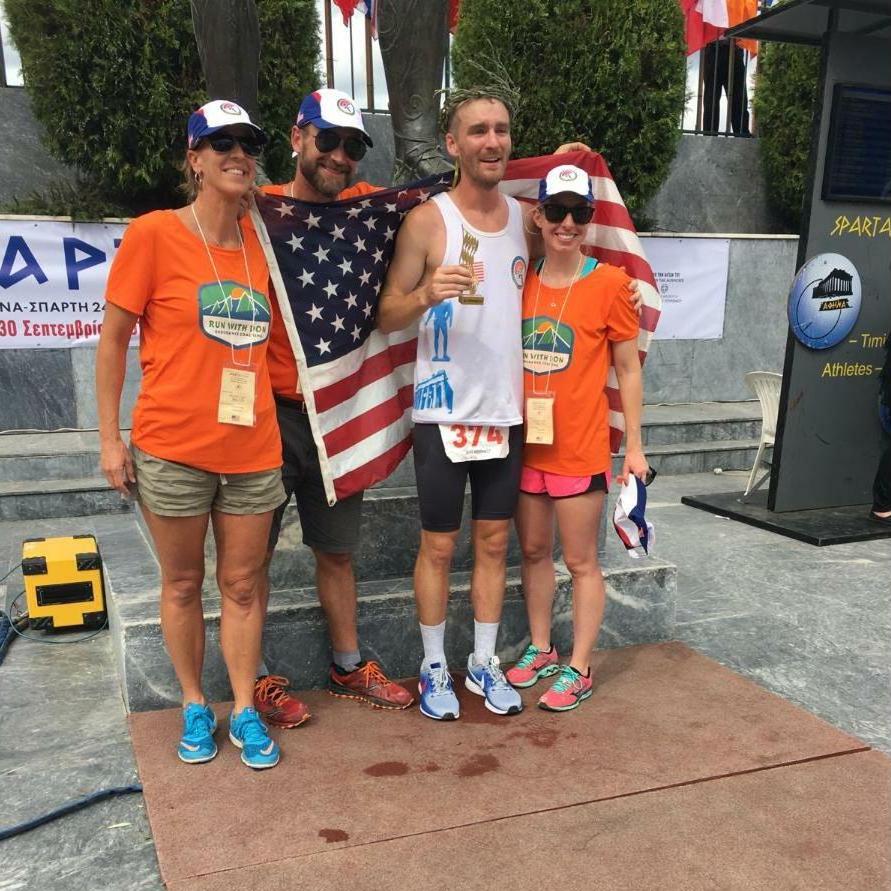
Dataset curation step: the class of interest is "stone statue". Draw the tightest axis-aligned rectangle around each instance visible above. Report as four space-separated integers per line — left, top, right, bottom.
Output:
377 0 452 181
190 0 261 120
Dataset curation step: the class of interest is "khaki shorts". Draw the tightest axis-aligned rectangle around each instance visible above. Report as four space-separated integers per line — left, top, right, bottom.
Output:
131 445 285 517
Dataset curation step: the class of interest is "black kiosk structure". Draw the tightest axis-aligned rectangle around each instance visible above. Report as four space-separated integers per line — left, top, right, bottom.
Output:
683 0 891 544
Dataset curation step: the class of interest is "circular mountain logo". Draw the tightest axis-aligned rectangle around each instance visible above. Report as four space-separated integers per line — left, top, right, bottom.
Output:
511 256 527 288
337 98 356 115
559 169 577 181
219 102 241 115
787 252 861 350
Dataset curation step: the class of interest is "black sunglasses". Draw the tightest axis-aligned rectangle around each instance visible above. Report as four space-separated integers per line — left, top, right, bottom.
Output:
542 203 594 225
314 129 368 162
644 467 657 487
205 134 264 158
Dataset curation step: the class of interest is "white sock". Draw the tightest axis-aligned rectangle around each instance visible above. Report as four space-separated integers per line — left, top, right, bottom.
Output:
473 620 499 665
420 620 447 669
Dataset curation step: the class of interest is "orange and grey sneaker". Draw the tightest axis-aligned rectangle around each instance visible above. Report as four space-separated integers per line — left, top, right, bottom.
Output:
327 659 414 710
253 674 311 728
538 665 593 712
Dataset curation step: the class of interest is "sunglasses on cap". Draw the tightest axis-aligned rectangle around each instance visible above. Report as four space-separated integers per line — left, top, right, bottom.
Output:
204 134 264 158
541 203 595 225
313 129 368 162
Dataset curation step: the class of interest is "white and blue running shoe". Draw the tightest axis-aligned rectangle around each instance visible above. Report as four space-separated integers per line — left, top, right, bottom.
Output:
418 661 460 721
229 707 280 769
465 655 523 715
178 702 218 764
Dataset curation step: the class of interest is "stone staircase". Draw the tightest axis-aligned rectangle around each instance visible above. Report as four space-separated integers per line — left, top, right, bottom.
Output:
0 399 764 712
0 401 763 522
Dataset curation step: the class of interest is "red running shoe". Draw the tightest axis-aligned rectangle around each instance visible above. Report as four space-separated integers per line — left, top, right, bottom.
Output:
253 674 311 728
328 660 414 710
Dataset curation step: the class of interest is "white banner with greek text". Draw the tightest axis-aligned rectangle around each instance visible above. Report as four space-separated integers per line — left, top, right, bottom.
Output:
0 218 127 348
641 236 730 341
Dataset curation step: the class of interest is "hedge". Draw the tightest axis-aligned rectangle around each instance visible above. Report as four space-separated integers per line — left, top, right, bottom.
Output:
451 0 687 220
4 0 320 215
752 41 821 232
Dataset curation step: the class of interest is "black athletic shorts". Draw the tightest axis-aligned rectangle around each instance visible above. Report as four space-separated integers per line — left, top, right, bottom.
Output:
413 423 524 532
268 398 364 554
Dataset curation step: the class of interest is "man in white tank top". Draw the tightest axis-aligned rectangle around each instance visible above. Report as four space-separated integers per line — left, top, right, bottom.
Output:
379 92 597 721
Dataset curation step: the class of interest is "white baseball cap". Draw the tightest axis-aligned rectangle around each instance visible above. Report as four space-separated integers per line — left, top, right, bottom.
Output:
187 99 268 148
538 164 594 203
295 88 373 146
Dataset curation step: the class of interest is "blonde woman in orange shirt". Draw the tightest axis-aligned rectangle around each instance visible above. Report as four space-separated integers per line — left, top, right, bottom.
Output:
96 101 284 769
506 165 650 712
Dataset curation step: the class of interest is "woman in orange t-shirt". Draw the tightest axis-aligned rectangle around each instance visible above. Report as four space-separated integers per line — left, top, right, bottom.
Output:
505 165 650 712
96 101 284 769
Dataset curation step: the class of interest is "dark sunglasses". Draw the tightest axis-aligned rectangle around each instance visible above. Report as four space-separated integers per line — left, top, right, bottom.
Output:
205 134 264 158
542 203 594 225
314 129 368 162
644 467 657 487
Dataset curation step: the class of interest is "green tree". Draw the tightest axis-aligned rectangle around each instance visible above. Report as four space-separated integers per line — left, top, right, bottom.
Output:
4 0 320 216
752 41 821 232
451 0 687 219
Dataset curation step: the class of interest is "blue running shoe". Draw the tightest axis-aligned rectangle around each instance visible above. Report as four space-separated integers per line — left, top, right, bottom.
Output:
465 655 523 715
418 661 460 721
178 702 217 764
228 707 280 769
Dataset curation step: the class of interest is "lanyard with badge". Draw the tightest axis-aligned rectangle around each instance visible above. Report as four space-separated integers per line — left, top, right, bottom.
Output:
192 205 259 427
525 255 584 446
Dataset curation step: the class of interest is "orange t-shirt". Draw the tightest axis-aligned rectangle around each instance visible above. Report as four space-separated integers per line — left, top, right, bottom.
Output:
261 180 380 399
106 209 281 473
521 258 638 476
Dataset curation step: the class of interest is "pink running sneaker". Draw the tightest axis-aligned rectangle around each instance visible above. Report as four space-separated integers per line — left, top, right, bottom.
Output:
538 665 593 712
506 644 560 688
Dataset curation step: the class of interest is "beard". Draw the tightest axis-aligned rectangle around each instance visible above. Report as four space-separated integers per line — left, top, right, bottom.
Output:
300 155 354 199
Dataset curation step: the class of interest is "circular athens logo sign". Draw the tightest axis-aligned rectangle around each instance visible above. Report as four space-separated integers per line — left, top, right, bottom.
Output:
511 256 527 288
337 98 356 116
219 102 241 115
558 169 578 181
787 252 862 350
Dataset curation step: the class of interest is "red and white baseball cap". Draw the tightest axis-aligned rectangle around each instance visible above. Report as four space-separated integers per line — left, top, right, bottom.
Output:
613 476 655 559
538 164 595 203
188 100 268 148
295 89 373 146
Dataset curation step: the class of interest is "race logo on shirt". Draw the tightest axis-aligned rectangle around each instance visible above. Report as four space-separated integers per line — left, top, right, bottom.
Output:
511 256 527 288
198 281 271 348
522 315 574 374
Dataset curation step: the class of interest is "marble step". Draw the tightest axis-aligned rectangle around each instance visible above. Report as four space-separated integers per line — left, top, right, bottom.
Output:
100 510 677 712
0 476 132 521
0 402 763 485
618 438 764 476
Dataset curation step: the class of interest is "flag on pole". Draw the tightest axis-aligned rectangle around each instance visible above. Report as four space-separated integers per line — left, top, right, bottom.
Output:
252 153 659 503
680 0 759 55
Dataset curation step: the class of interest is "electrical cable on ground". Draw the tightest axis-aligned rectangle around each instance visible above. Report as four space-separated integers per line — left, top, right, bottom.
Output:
0 786 144 842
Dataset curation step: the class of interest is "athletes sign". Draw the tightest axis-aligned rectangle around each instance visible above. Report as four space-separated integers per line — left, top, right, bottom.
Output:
0 218 127 348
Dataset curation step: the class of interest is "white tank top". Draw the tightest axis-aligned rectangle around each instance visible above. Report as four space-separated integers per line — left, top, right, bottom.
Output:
413 192 527 426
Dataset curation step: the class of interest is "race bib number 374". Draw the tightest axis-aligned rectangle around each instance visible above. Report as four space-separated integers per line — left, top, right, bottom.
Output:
439 424 509 462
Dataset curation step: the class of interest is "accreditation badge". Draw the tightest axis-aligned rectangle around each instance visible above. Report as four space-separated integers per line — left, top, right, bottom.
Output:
439 424 509 462
218 364 257 427
525 394 555 445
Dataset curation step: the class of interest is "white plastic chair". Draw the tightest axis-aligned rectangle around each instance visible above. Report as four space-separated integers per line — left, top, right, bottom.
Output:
744 371 782 497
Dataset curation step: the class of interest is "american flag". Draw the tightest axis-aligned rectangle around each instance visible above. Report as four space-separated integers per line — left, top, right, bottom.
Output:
252 152 658 503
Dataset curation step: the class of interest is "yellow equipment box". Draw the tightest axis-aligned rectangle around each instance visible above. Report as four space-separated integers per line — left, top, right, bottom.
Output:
21 535 106 630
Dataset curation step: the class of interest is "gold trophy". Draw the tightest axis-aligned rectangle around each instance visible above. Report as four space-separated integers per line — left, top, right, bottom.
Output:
458 227 483 305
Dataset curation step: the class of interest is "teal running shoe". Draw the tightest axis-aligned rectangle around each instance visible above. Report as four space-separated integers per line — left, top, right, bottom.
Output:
465 655 523 715
178 702 218 764
229 707 280 769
